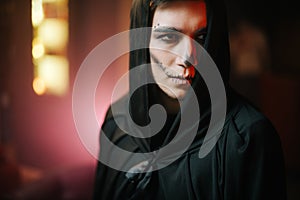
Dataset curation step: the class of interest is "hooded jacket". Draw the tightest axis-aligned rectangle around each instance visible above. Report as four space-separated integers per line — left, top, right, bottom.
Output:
93 0 286 199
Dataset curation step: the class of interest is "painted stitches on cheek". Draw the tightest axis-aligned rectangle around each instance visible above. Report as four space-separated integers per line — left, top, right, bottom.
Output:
151 53 193 86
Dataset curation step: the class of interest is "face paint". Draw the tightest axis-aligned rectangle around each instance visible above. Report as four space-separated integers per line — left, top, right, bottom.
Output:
149 1 207 99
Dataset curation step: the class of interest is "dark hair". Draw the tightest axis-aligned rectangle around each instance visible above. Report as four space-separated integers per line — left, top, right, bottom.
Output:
150 0 202 9
130 0 203 28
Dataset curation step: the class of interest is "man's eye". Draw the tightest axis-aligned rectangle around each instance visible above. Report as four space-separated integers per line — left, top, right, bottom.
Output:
157 34 179 43
195 33 206 45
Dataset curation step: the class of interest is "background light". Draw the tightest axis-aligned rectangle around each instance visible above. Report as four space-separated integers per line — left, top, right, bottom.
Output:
31 0 44 27
32 77 46 95
37 55 69 96
31 0 69 96
38 19 68 51
32 42 45 59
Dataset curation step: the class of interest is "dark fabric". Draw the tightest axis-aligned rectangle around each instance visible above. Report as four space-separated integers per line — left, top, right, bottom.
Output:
93 91 286 200
93 0 287 199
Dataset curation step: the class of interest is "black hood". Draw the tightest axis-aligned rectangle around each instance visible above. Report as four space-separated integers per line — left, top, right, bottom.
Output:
128 0 230 149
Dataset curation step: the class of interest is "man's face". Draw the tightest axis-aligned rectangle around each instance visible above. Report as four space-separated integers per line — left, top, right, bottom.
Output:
149 1 207 99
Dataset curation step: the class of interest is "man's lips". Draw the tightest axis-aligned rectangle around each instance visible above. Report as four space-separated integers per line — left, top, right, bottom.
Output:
159 63 195 80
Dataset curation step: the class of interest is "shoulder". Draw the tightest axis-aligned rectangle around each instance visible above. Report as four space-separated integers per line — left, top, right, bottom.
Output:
217 91 287 200
232 100 273 134
227 89 276 133
224 91 281 152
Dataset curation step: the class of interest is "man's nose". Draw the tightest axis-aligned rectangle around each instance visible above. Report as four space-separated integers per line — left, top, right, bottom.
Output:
176 37 198 68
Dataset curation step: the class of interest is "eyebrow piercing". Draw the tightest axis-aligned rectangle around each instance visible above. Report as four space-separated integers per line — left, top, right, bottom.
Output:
153 23 160 29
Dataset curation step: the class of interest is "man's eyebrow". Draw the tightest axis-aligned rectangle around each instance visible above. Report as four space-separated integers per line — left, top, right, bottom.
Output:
153 26 207 35
152 26 183 33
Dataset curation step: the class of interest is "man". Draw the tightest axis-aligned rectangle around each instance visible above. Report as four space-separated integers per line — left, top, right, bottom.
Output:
94 0 286 199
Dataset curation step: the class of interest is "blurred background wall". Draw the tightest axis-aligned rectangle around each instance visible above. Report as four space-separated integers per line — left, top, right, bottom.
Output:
0 0 299 199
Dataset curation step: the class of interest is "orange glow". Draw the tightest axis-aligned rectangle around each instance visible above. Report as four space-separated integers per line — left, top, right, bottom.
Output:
32 42 45 59
31 0 69 96
38 19 68 51
33 77 46 95
31 0 44 27
37 55 69 96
